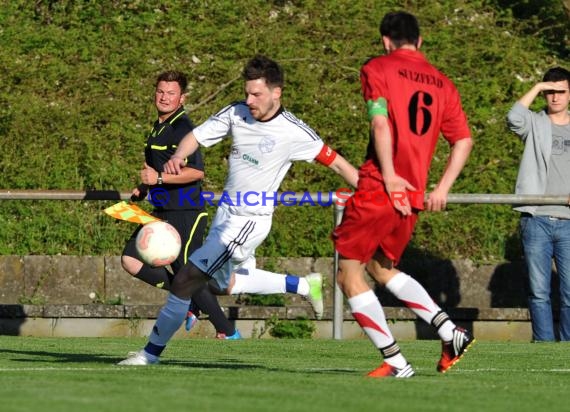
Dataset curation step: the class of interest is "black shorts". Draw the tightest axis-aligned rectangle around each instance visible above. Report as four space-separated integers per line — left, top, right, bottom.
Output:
122 209 208 273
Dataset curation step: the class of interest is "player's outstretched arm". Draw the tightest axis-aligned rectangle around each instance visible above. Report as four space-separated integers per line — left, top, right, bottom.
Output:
426 137 473 212
327 154 359 188
163 131 200 175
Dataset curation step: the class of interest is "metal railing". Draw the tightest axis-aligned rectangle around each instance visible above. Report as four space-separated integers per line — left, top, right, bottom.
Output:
1 190 569 205
1 190 569 339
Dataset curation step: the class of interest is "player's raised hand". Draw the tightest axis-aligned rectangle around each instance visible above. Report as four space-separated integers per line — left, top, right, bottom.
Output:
539 81 569 93
164 155 185 175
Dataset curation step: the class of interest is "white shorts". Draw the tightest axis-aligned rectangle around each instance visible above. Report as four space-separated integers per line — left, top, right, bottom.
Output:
189 204 272 290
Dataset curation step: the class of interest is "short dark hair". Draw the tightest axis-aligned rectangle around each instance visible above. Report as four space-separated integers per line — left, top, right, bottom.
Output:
380 11 420 48
155 71 188 93
543 67 570 84
242 55 284 89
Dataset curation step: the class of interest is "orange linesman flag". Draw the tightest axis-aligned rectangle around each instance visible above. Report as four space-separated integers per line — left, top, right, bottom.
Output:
104 201 161 224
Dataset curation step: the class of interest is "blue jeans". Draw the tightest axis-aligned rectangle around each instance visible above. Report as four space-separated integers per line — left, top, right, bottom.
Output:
521 215 570 341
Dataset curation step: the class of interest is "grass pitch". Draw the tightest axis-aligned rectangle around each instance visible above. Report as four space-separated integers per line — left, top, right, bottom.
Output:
0 336 568 412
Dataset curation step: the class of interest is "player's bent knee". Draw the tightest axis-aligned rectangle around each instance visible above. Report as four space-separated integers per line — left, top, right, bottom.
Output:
121 255 142 276
171 263 209 299
207 279 226 295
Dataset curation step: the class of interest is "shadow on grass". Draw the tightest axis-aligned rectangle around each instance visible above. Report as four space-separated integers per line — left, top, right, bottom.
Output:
166 358 361 375
0 348 121 364
0 348 271 372
0 348 365 375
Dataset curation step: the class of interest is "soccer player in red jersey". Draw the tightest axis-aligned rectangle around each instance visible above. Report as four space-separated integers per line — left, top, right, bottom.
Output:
333 11 475 378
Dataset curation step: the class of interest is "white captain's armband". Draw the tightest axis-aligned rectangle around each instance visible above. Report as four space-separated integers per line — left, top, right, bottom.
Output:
315 144 337 166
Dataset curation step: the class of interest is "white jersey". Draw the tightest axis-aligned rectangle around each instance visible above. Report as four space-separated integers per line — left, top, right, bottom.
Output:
193 101 324 215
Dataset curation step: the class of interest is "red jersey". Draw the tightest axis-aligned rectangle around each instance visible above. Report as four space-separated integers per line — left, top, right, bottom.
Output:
360 49 470 209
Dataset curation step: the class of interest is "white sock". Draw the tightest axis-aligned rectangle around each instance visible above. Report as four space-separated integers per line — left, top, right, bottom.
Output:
348 290 407 368
149 293 190 347
230 269 309 295
386 272 455 341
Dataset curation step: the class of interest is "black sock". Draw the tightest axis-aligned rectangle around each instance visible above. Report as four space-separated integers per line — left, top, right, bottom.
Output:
192 285 235 335
134 265 174 290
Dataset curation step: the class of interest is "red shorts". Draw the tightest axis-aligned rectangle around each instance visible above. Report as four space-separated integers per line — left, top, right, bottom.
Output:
332 176 418 264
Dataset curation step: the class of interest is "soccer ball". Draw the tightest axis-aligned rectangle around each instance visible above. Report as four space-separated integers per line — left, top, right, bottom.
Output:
135 221 181 267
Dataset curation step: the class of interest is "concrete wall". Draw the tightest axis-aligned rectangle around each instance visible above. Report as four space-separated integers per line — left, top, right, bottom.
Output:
0 254 553 341
0 255 534 308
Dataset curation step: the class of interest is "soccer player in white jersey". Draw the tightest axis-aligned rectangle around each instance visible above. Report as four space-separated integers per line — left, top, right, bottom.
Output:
118 55 358 365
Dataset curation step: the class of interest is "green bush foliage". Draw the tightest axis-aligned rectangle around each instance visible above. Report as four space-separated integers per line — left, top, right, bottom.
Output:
266 315 316 339
0 0 568 262
236 294 287 307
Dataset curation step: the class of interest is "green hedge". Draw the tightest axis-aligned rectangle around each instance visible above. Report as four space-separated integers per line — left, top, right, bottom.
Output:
0 0 568 262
